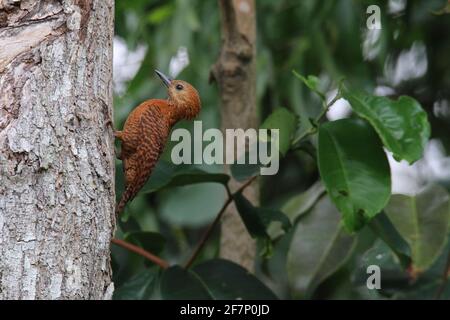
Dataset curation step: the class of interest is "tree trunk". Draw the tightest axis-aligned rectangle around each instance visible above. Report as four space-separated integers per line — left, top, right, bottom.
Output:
0 0 115 299
211 0 257 271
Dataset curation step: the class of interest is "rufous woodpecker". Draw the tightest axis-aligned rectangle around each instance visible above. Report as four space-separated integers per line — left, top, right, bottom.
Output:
114 70 201 214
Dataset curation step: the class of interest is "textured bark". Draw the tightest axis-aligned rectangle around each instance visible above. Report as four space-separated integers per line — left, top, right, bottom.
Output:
0 0 115 299
211 0 257 271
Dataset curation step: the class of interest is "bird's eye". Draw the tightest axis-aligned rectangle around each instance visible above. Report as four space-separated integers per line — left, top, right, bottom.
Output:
176 84 184 90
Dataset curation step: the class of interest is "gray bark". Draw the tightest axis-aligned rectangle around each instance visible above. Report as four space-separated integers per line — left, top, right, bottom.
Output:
211 0 257 271
0 0 115 299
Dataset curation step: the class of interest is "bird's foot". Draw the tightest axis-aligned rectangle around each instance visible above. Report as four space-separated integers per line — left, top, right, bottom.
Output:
113 130 123 140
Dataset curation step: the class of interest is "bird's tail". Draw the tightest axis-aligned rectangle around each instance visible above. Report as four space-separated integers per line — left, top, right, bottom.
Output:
115 187 137 215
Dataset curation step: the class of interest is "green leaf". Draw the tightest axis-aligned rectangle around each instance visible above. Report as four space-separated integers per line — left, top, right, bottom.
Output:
318 118 391 231
234 192 291 240
292 71 325 101
352 240 410 293
384 184 450 272
159 183 226 227
287 196 357 298
369 212 411 268
343 92 430 164
354 237 450 299
160 260 278 300
147 4 175 25
282 181 325 222
193 259 278 299
260 107 298 156
160 266 212 300
268 181 325 239
393 236 450 299
113 269 158 300
142 160 230 193
230 159 262 182
125 231 166 255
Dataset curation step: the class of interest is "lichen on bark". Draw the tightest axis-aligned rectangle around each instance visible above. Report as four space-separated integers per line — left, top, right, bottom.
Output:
0 0 115 299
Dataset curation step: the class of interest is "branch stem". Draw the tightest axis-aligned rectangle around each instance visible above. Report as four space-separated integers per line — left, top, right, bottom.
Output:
111 238 169 269
292 91 341 146
184 176 257 269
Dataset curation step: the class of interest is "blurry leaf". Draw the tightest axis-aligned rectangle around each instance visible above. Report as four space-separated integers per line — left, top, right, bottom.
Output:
142 160 230 193
268 181 325 239
369 212 411 268
230 108 297 181
234 192 291 241
287 196 357 298
282 181 325 222
125 231 166 255
292 71 325 101
230 160 262 182
193 259 278 300
185 6 200 31
318 118 391 231
263 231 295 299
118 215 141 232
432 2 450 15
147 4 175 25
159 183 225 227
160 266 212 300
260 107 298 155
352 240 410 294
113 269 158 300
384 184 450 272
393 236 450 300
354 237 450 300
343 92 430 164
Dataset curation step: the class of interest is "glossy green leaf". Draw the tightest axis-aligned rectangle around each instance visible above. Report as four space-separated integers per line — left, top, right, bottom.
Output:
125 231 166 255
260 107 298 155
160 266 212 300
193 259 278 300
384 184 450 272
234 192 291 240
318 118 391 231
393 236 450 300
369 212 411 268
142 160 230 193
282 181 325 222
352 240 410 292
354 237 450 299
287 196 357 298
343 92 430 164
113 269 158 300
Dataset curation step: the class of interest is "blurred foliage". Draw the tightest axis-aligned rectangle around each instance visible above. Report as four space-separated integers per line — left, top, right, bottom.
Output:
113 0 450 300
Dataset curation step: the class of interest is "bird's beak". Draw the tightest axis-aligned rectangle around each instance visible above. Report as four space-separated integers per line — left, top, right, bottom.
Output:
155 70 172 88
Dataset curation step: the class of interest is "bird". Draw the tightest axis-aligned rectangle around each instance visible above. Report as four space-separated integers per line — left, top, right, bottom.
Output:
114 70 201 215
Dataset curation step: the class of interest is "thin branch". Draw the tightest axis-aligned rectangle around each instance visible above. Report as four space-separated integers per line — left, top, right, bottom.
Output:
111 238 169 269
435 250 450 299
291 91 341 146
184 197 233 269
184 176 257 269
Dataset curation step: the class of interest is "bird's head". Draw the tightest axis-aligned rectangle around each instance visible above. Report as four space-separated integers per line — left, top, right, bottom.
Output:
155 70 201 120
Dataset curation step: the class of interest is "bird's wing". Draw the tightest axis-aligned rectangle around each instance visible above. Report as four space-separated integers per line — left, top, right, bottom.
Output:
116 105 170 214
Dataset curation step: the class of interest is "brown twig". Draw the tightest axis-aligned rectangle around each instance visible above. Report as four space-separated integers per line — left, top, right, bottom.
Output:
184 176 257 269
435 250 450 299
111 238 169 269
